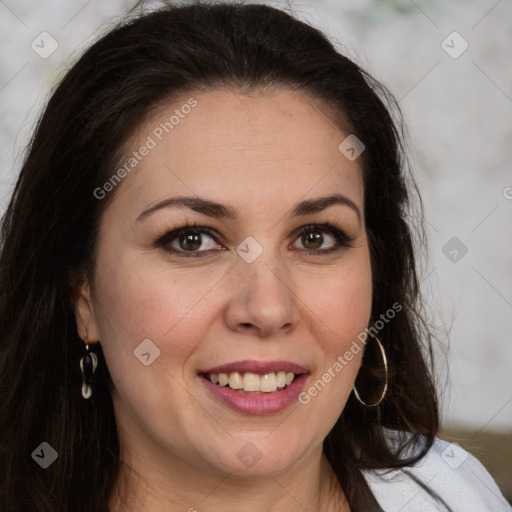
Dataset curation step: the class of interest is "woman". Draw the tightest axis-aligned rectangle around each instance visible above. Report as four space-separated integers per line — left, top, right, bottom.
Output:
0 2 509 511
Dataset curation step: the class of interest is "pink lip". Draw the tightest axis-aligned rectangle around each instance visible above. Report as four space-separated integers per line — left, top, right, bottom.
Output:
199 372 309 415
199 359 309 376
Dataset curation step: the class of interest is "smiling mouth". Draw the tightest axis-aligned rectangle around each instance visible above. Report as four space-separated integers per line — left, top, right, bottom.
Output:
202 371 298 394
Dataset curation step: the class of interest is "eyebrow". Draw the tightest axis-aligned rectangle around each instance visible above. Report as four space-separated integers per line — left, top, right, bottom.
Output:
136 193 361 224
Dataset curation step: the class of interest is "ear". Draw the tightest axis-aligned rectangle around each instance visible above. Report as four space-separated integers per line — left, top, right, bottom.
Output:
67 270 100 344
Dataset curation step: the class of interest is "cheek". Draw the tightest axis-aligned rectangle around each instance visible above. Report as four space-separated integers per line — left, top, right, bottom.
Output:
91 252 217 441
93 249 219 342
90 252 211 401
295 254 372 416
303 256 373 345
313 278 371 332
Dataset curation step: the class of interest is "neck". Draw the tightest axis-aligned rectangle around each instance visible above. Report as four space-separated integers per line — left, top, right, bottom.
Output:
108 442 349 512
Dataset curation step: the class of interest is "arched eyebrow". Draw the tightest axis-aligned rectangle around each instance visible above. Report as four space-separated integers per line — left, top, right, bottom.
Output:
136 193 361 224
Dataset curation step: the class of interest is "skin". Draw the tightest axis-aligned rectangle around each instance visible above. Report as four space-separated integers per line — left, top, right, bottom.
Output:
73 88 372 511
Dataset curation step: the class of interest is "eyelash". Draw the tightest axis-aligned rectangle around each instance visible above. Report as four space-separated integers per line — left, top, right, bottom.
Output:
154 221 356 258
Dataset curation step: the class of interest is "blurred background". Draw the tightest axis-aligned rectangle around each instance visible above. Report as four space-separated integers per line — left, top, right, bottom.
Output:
1 0 511 502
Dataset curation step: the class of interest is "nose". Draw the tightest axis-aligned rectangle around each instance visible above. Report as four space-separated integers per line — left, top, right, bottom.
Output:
223 254 300 338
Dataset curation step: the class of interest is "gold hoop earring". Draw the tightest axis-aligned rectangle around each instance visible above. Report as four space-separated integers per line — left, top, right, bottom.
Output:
353 335 388 407
80 335 98 400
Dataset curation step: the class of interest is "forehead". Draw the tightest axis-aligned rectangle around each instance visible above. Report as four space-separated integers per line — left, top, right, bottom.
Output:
109 88 364 218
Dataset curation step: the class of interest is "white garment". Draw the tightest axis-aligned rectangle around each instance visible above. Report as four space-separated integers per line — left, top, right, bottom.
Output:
361 436 511 511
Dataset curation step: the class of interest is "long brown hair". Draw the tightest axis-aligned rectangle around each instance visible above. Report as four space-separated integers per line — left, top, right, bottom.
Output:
0 2 442 511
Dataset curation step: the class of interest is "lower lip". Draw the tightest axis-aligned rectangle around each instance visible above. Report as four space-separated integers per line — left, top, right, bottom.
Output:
199 374 309 415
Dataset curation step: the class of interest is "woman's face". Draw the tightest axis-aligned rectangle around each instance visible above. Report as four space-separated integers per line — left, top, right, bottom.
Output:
75 88 372 479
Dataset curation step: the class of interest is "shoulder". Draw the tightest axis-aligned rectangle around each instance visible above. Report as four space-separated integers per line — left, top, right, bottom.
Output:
360 432 512 511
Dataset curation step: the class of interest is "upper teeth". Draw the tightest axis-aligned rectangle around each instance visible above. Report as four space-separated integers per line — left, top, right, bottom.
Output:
208 371 295 393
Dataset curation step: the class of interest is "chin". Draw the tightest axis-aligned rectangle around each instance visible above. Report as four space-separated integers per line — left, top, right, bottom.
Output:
201 433 309 478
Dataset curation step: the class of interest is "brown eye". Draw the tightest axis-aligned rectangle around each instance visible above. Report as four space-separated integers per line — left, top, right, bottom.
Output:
156 223 354 258
302 230 324 250
155 225 224 257
170 230 220 253
178 233 202 251
291 223 355 255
